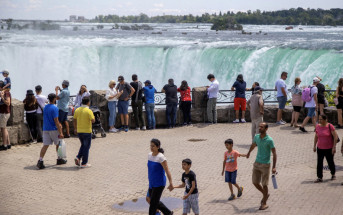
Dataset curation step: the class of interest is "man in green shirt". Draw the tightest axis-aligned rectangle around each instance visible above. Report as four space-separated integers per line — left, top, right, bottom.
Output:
247 122 277 210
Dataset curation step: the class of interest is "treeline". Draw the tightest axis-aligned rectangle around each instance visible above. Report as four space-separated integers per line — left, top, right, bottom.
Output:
92 8 343 26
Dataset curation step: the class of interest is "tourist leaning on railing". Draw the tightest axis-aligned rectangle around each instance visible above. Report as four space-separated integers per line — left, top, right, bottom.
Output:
0 81 11 151
143 80 156 130
178 80 192 126
206 74 219 124
290 77 303 128
335 78 343 129
232 74 247 123
162 79 178 129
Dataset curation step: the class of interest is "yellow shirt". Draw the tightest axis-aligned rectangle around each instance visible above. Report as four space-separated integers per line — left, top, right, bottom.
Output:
73 106 95 133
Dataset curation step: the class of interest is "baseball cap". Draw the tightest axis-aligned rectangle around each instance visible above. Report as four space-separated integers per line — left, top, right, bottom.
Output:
313 77 320 83
26 90 34 96
2 70 9 75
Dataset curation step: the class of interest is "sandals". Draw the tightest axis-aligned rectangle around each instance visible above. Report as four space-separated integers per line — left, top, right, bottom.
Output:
314 178 323 183
259 205 269 210
331 175 336 180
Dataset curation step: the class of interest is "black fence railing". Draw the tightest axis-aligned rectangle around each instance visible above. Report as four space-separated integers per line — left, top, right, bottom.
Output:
69 89 336 106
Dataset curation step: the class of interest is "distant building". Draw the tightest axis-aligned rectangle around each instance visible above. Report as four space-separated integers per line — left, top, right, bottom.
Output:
69 15 76 22
77 16 85 22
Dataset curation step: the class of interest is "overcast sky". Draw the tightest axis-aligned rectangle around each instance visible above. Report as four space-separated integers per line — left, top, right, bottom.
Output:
1 0 342 20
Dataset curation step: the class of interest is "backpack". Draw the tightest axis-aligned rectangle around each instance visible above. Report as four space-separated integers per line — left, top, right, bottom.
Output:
302 86 313 102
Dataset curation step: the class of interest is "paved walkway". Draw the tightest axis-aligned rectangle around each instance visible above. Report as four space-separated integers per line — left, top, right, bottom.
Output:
1 123 343 215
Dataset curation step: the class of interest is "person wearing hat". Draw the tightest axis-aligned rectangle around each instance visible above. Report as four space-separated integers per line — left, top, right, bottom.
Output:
23 89 39 143
143 80 156 129
299 78 319 132
0 80 11 151
36 93 65 169
55 80 71 138
35 85 48 142
115 76 135 132
247 86 264 140
2 70 11 90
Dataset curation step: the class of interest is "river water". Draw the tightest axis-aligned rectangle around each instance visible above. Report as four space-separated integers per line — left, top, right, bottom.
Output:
0 22 343 99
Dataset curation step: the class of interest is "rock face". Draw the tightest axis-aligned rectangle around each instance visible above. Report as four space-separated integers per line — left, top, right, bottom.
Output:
8 98 24 126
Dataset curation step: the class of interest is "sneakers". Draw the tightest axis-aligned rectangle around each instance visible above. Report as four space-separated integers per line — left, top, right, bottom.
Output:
241 119 246 123
228 194 236 201
109 128 119 133
56 158 67 165
141 126 146 131
276 121 286 125
135 127 140 130
299 127 307 132
74 157 80 166
233 119 240 123
237 187 244 197
119 126 125 131
36 160 45 169
80 163 91 168
124 127 129 132
0 145 8 151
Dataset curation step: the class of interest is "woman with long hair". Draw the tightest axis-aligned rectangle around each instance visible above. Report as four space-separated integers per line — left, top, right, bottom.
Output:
178 80 192 126
147 138 174 215
335 78 343 128
23 90 38 143
74 85 90 109
290 77 302 127
313 115 338 182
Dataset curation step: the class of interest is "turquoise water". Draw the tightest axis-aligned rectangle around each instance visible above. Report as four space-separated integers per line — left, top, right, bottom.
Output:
0 23 343 99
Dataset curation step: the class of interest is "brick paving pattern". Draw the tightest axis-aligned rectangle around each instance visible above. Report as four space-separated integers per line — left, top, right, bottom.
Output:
1 123 343 215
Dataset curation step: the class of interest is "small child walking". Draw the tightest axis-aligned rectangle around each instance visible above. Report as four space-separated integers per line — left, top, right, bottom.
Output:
173 158 199 215
221 139 246 201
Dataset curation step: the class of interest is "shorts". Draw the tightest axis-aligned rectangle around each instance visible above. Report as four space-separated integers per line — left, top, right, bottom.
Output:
43 130 60 146
307 107 316 117
234 98 246 111
0 113 10 128
58 110 68 123
252 162 270 186
293 106 301 112
118 100 129 114
183 192 199 214
317 95 325 105
225 170 237 184
336 98 343 109
277 96 287 110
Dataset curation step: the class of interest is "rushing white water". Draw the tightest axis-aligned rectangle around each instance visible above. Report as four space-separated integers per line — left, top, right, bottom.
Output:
1 22 343 99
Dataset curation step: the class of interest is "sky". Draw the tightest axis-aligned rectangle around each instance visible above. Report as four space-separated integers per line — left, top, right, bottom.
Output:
1 0 343 20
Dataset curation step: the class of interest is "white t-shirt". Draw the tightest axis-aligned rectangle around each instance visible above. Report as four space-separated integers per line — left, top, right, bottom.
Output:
105 88 118 102
305 86 318 108
35 94 48 114
275 79 287 98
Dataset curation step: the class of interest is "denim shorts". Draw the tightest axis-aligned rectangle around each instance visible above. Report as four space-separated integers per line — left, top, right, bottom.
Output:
307 107 316 117
58 110 68 123
277 96 287 109
117 100 129 114
225 170 237 184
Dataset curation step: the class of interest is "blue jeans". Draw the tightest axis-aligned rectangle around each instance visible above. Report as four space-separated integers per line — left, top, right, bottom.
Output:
145 103 155 129
108 101 117 127
166 103 178 127
77 133 92 165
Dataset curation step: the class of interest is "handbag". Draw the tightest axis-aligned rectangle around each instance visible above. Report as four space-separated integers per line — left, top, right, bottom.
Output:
328 123 340 143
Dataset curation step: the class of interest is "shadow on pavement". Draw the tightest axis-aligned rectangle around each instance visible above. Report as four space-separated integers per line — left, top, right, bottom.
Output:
24 164 55 171
207 200 262 213
52 166 80 171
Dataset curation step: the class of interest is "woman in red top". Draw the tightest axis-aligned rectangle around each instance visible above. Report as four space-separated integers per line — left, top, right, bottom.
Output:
177 80 192 126
313 115 338 183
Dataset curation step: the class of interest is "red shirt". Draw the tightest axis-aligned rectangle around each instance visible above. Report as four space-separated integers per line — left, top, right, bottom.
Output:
315 124 334 149
0 91 11 114
177 87 192 102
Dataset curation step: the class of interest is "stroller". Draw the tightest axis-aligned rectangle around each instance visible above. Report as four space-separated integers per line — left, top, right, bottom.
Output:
89 106 106 139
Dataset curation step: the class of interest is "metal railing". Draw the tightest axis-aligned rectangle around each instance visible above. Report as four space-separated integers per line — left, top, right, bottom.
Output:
69 89 336 106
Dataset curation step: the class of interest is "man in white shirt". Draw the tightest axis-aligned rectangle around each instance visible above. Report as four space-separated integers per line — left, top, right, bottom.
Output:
206 74 219 124
275 72 288 125
35 85 48 142
299 78 319 132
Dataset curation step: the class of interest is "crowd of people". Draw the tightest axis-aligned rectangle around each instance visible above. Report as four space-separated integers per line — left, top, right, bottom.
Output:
1 69 343 214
